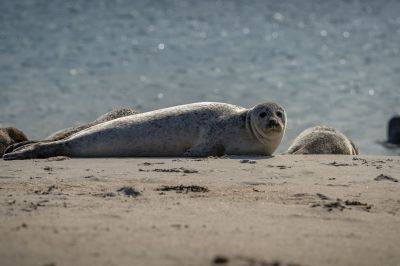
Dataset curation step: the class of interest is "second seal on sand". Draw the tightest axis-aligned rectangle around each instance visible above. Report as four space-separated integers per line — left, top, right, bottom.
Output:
286 126 358 155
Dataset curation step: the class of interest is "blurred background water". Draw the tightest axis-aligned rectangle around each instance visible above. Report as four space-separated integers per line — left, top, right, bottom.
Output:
0 0 399 155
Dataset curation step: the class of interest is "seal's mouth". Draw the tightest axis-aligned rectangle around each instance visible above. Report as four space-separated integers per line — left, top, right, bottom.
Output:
267 125 283 132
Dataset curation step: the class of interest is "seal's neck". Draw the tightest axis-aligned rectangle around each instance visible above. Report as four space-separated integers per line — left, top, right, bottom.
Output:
245 111 284 155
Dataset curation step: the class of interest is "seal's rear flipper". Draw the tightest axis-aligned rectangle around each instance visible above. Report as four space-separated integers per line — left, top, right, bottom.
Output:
3 142 69 160
4 140 39 154
3 144 38 160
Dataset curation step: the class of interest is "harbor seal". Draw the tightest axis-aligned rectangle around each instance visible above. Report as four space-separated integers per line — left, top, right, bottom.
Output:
4 108 138 153
286 126 358 155
0 127 28 156
3 102 287 160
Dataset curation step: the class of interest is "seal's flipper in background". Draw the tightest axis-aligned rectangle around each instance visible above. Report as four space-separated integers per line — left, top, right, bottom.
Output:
349 139 359 155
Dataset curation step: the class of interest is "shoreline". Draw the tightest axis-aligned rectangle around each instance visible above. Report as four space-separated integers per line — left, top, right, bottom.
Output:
1 155 399 266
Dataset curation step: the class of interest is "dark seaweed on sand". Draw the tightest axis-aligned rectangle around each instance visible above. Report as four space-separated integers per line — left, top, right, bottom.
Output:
156 185 209 193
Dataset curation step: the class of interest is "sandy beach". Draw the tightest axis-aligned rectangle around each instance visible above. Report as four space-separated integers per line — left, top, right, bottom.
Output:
0 155 399 266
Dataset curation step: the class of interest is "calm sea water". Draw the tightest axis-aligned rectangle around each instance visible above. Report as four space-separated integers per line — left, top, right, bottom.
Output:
1 0 399 155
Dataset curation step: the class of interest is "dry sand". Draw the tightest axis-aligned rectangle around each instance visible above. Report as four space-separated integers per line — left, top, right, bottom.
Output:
0 155 399 266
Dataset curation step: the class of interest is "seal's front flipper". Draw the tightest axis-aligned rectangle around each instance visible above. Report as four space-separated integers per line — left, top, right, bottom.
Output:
291 147 310 155
184 143 225 157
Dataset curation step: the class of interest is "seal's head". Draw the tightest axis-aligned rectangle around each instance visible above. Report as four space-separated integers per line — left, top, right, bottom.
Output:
246 102 287 154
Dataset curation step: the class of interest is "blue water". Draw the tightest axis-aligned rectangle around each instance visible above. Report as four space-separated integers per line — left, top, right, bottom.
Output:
1 0 399 155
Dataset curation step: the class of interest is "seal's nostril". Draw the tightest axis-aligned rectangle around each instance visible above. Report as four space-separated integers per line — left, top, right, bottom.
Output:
268 119 278 127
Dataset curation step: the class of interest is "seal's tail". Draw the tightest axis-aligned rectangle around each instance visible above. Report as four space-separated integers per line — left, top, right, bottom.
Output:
3 142 68 160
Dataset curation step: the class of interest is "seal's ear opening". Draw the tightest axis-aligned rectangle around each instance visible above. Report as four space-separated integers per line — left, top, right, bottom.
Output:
388 116 400 144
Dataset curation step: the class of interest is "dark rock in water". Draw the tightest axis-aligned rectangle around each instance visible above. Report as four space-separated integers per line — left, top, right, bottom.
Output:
388 116 400 145
0 127 28 156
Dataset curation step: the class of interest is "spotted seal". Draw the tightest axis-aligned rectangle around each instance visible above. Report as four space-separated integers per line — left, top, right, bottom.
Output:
286 126 358 155
3 102 286 160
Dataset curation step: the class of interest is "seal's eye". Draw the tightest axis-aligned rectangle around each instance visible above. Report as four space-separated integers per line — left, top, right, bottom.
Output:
259 112 267 118
276 111 283 118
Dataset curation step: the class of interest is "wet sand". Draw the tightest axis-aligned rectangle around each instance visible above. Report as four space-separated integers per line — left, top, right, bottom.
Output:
0 155 399 266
